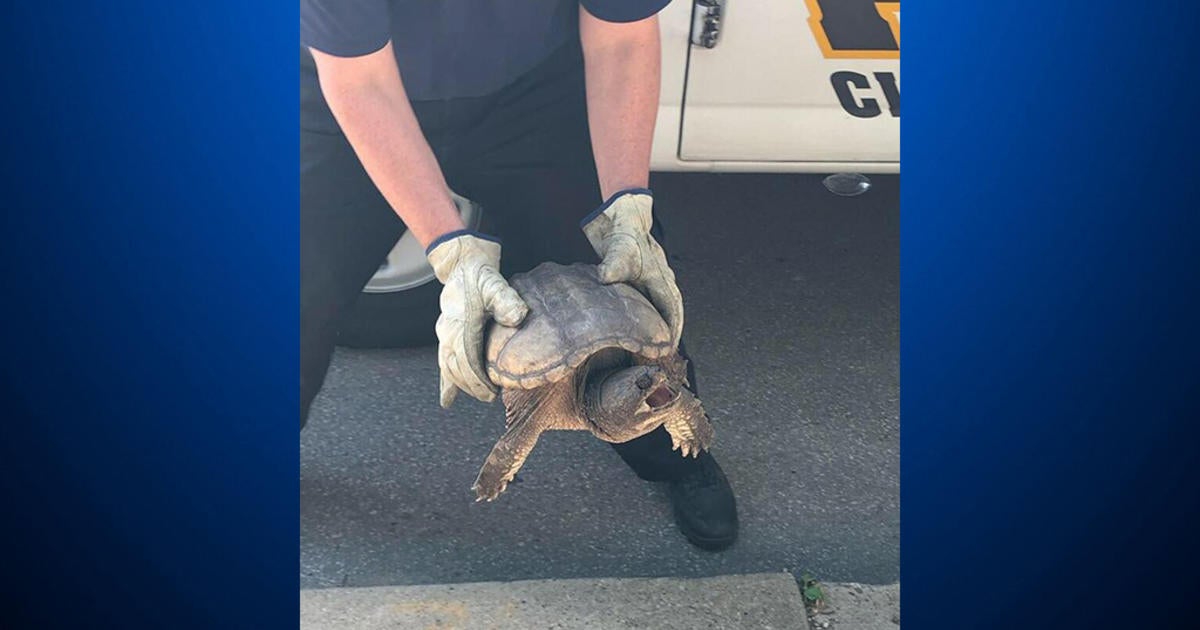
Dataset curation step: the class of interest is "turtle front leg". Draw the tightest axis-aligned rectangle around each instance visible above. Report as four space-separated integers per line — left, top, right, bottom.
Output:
473 417 544 501
473 386 560 502
662 391 715 458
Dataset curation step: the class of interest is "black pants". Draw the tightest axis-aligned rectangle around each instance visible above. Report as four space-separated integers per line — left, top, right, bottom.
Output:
301 41 699 481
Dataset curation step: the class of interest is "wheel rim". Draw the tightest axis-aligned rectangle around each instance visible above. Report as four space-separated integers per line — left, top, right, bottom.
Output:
363 195 482 294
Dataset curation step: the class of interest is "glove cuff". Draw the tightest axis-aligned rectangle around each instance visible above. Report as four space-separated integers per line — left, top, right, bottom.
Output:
424 229 501 256
580 187 654 228
425 230 504 284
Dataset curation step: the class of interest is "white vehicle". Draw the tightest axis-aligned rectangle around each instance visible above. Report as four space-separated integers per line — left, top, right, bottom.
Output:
340 0 899 347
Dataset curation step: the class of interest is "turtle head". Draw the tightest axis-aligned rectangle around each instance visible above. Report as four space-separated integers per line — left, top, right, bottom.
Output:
584 364 682 442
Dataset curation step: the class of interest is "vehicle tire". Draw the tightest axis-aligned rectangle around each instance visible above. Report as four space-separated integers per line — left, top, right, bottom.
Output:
335 194 482 349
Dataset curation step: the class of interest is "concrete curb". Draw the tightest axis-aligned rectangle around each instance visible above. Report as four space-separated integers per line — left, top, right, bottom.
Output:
301 573 808 629
300 574 901 630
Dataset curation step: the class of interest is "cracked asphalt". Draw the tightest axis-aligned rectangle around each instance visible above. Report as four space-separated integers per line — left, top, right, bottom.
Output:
301 173 899 588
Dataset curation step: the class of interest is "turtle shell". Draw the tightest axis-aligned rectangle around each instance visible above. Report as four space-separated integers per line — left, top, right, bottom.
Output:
485 262 674 390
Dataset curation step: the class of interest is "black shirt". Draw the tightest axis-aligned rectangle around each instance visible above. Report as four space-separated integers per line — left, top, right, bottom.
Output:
300 0 670 100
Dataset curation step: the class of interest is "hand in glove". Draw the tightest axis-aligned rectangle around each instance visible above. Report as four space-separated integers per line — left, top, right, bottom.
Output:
426 231 529 408
581 189 684 346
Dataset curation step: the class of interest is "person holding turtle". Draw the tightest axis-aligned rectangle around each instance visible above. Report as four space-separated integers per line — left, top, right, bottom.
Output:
301 0 738 550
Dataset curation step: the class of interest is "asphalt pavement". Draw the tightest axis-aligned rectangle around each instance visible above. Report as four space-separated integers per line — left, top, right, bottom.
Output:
301 173 899 589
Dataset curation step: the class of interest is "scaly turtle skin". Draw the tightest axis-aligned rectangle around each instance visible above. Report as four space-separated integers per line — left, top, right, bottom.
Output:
474 263 714 501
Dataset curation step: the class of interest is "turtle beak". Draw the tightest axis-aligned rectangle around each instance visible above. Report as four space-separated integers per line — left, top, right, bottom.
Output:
645 385 677 408
638 370 678 409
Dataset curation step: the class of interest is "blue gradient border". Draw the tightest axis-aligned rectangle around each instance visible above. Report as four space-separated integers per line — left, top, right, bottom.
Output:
903 1 1199 628
1 3 297 628
2 1 1198 628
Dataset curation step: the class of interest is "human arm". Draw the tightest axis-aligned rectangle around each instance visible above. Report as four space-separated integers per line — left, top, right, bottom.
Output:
308 43 464 247
578 4 684 345
307 39 526 406
578 5 660 198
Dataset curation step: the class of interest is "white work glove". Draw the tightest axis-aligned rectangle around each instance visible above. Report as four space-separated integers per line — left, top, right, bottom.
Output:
426 231 529 408
581 189 684 346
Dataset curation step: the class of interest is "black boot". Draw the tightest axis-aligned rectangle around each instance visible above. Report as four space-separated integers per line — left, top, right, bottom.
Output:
668 451 738 551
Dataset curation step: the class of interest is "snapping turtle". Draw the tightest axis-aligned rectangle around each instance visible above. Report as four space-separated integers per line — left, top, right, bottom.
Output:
473 262 714 501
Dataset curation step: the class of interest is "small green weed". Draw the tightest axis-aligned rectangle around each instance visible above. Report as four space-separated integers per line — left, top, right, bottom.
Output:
801 574 826 609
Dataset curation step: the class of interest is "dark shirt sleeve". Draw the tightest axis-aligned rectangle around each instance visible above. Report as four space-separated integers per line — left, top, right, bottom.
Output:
580 0 672 23
301 0 391 57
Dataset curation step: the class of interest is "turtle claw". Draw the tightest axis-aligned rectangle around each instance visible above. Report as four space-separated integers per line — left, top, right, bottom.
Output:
676 439 710 459
671 435 707 459
664 397 714 460
472 474 513 502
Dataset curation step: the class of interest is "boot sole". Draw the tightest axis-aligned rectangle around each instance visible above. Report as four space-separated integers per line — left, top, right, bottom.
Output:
677 520 738 551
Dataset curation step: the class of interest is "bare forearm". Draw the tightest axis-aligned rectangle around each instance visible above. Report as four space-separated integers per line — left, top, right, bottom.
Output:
580 11 660 199
312 45 462 248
